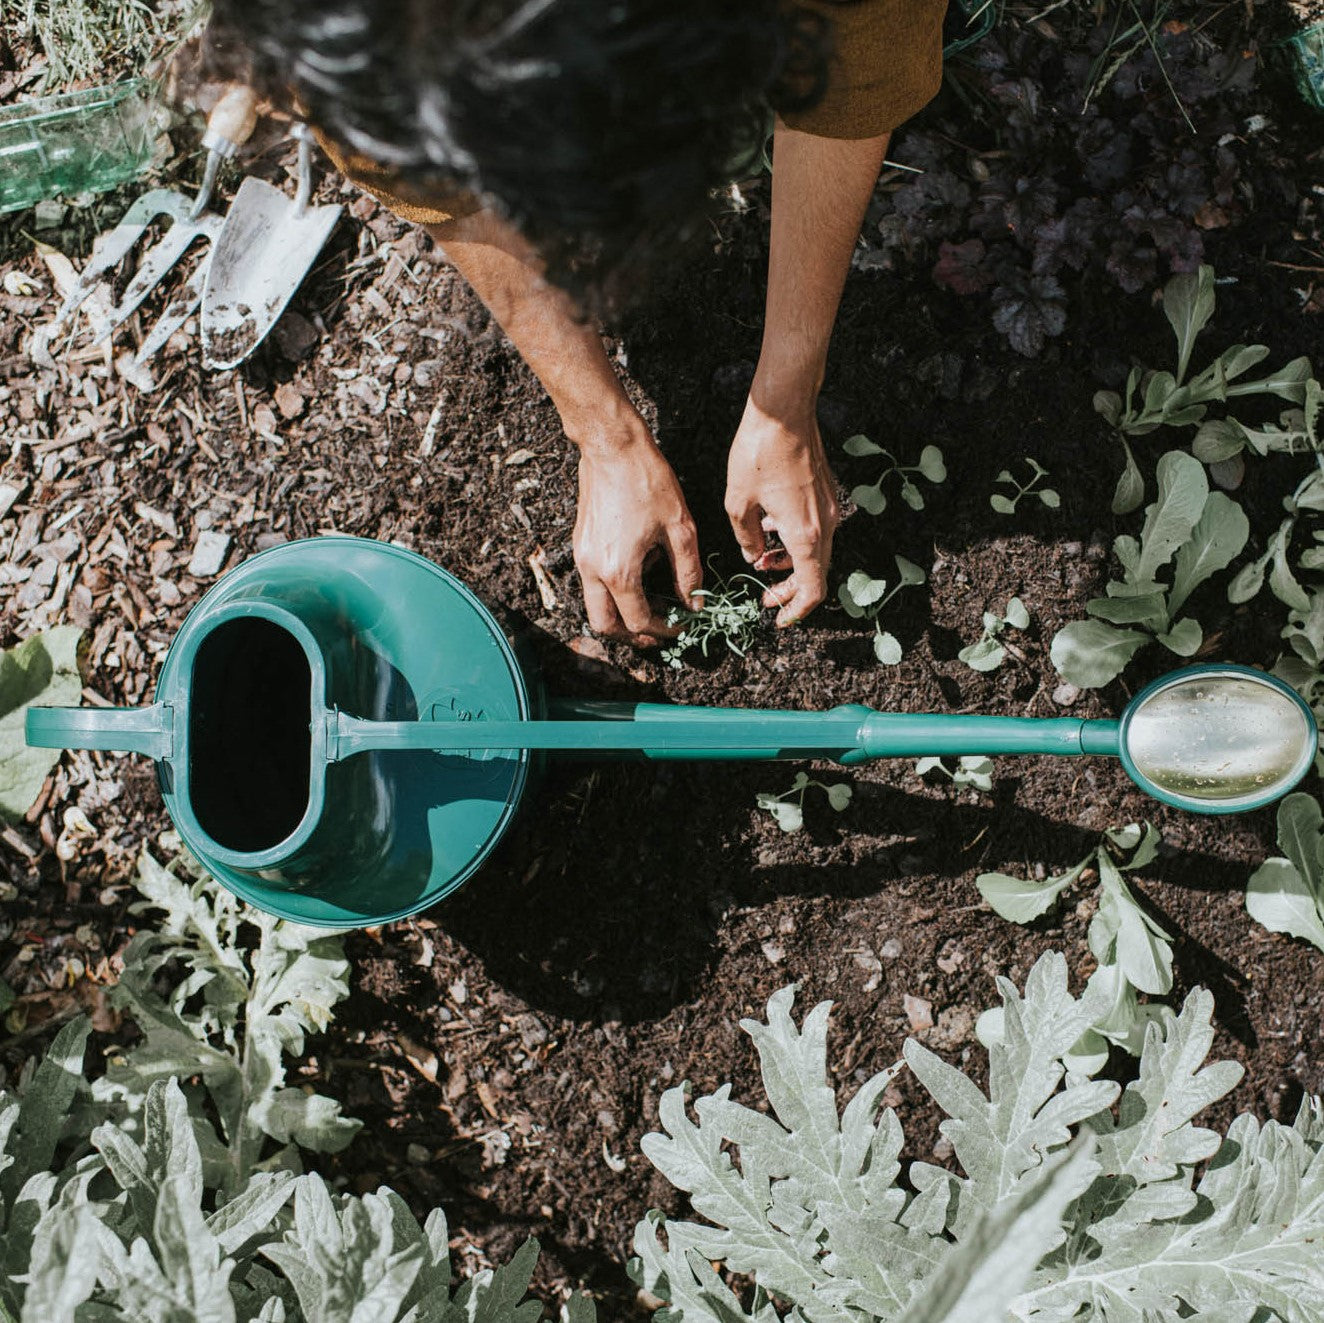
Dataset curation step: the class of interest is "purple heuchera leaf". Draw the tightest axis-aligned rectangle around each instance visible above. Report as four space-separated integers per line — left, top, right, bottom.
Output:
992 273 1068 357
1106 240 1157 294
933 239 991 295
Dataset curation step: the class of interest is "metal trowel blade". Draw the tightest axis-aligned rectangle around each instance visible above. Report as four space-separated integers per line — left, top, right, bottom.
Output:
200 175 341 370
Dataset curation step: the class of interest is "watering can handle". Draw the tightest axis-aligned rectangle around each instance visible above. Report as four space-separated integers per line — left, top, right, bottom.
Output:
25 703 172 760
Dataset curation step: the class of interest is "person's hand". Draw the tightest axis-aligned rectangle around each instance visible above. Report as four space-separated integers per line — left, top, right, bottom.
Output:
725 396 840 626
574 431 703 645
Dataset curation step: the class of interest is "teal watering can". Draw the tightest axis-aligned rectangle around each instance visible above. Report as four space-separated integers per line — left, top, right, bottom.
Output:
25 537 1317 928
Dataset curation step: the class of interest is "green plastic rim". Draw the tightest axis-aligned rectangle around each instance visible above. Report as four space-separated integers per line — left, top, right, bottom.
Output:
1117 664 1317 815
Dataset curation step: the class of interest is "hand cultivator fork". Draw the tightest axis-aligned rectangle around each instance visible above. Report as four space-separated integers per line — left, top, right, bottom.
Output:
34 87 258 372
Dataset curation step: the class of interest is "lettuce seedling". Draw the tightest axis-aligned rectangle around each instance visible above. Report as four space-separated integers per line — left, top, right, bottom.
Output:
838 556 926 665
756 770 852 833
978 821 1173 1060
1246 792 1324 953
915 754 994 792
842 435 946 515
990 457 1059 514
1093 266 1316 513
1050 449 1248 688
958 596 1030 671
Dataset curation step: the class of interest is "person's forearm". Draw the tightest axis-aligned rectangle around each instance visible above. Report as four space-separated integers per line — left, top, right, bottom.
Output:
426 211 648 455
753 121 891 419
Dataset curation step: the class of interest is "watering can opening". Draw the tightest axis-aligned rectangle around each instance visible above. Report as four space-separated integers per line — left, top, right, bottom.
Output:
188 615 313 854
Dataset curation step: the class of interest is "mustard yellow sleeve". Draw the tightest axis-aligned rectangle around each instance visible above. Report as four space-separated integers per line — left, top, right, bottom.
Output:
313 127 483 225
781 0 948 139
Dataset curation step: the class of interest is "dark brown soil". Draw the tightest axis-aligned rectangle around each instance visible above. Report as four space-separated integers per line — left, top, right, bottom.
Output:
3 6 1324 1318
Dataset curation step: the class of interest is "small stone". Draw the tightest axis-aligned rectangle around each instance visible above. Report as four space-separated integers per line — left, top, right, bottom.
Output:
904 994 934 1033
274 381 306 419
932 1135 955 1161
448 977 467 1004
879 938 903 960
187 530 231 579
777 913 796 935
761 940 786 965
406 1143 430 1165
272 310 319 361
1052 682 1081 707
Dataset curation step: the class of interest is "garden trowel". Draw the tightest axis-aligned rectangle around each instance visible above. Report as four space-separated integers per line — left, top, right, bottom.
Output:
201 123 341 369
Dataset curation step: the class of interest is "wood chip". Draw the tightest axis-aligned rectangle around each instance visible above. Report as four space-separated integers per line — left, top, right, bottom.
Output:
274 382 306 419
505 448 537 467
187 530 231 579
904 994 934 1033
527 545 558 610
134 503 178 540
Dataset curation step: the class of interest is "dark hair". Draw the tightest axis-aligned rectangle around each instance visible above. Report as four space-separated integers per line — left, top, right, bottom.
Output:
203 0 836 290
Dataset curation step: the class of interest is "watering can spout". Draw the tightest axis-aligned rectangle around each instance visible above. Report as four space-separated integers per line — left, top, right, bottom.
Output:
26 702 173 761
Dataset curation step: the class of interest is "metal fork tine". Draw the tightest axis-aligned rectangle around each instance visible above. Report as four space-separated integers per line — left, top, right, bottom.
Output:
89 221 211 346
49 191 185 327
131 225 220 367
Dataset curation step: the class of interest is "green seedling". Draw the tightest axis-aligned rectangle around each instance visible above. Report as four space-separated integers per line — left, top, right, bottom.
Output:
842 435 946 515
1275 585 1324 776
662 573 763 669
838 556 926 665
959 596 1030 671
756 770 852 833
991 458 1059 514
1094 266 1317 513
1227 465 1324 615
1050 449 1249 689
1247 792 1324 953
915 754 994 792
978 821 1173 1059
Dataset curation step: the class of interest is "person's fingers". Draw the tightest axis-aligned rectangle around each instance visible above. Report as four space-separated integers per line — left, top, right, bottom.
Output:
583 576 630 639
754 547 792 572
611 574 676 640
725 495 765 565
664 521 704 608
762 575 796 611
774 541 830 626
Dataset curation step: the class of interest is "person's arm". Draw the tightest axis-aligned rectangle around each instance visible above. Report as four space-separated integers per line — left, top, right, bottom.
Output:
726 120 891 625
427 211 701 645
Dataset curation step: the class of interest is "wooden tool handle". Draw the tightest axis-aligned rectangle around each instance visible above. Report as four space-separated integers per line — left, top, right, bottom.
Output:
204 85 260 154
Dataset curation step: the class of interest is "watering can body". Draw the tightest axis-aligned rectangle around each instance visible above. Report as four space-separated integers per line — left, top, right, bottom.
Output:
27 538 535 926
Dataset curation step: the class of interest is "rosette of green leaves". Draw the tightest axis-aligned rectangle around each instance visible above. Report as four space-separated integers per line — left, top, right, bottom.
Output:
1226 467 1324 616
632 949 1324 1323
1093 266 1316 514
843 437 946 516
839 557 926 665
1050 450 1248 688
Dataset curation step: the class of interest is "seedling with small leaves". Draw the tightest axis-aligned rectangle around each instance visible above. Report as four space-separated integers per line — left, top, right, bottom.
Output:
838 556 926 664
1246 792 1324 953
661 572 763 669
756 770 852 833
977 821 1173 1059
842 434 946 515
1050 449 1249 688
1094 266 1317 512
990 458 1059 514
916 754 994 792
959 596 1030 671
